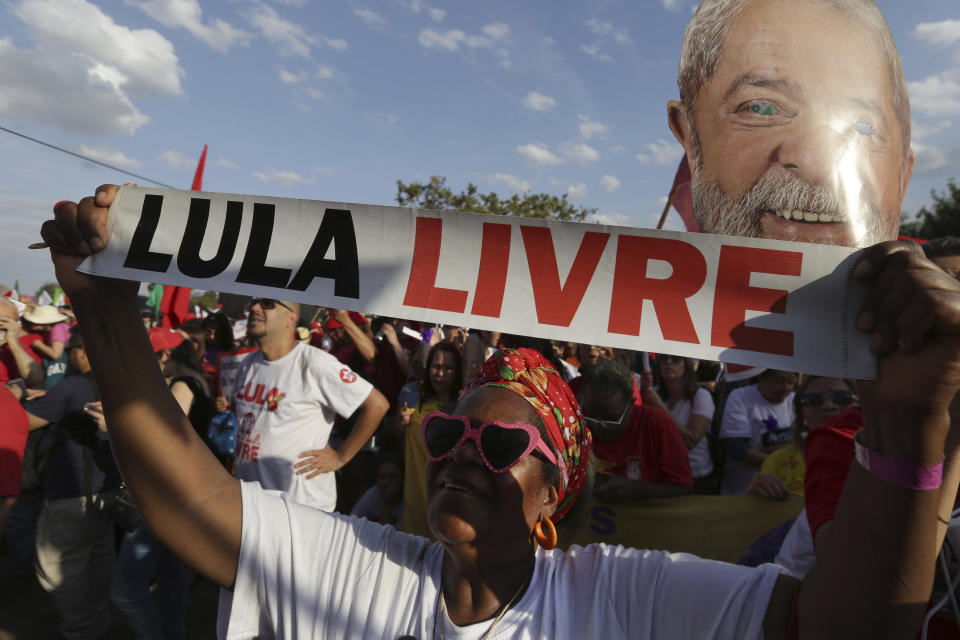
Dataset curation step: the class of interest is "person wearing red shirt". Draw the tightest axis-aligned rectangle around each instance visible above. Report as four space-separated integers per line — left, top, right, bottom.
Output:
0 300 43 386
0 386 29 534
578 360 693 502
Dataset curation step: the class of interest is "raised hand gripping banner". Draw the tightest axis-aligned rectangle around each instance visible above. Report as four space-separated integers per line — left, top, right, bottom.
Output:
78 186 875 379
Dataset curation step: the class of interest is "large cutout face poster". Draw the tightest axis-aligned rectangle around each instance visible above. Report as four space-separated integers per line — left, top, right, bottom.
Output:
667 0 912 249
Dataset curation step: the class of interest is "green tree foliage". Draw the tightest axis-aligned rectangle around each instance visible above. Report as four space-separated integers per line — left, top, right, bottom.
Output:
396 176 595 222
900 179 960 240
189 290 219 311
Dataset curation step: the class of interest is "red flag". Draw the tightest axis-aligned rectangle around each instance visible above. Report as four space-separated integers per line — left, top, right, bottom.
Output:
191 144 207 191
670 156 700 232
160 145 207 328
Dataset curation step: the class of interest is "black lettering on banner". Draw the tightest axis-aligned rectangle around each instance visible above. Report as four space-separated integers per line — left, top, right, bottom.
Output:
123 194 173 273
287 208 360 298
177 199 242 279
236 203 293 288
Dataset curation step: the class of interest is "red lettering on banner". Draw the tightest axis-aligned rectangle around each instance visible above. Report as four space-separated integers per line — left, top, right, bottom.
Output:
471 223 512 317
520 227 609 327
711 245 803 356
608 236 707 342
403 217 468 313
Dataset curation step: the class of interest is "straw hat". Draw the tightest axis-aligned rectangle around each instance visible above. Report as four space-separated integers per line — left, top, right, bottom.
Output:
22 305 69 325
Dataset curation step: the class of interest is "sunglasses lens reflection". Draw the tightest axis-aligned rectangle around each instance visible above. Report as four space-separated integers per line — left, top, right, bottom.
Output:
424 417 466 458
480 425 531 470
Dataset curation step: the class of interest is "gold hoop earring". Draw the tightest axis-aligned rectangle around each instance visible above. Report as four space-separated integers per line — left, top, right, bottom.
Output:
534 515 557 550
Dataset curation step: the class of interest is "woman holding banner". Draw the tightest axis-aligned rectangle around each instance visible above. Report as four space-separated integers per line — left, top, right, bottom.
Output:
38 185 960 638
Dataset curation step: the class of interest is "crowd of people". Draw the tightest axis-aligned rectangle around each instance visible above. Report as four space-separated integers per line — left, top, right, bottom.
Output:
4 0 960 637
3 232 960 638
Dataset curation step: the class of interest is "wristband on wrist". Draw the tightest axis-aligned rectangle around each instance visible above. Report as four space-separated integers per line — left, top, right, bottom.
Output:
853 430 943 491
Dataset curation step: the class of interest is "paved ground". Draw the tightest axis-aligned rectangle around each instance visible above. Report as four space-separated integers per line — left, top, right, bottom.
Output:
0 570 220 639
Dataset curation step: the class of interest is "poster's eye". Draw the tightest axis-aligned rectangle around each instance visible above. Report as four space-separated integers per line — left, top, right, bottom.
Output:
748 101 776 116
853 120 875 136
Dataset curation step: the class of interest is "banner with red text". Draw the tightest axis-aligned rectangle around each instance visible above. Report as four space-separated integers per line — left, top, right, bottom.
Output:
79 186 876 379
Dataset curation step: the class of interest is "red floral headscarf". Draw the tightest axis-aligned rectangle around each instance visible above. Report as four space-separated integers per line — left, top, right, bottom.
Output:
461 347 592 523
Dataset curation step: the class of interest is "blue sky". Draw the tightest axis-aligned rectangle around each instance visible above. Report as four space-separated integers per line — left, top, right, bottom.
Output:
1 0 958 294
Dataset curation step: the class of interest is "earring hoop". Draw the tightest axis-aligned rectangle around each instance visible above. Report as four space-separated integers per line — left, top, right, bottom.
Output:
534 515 558 550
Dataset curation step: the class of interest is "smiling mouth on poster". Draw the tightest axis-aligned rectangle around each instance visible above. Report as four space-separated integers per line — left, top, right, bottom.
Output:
73 186 879 380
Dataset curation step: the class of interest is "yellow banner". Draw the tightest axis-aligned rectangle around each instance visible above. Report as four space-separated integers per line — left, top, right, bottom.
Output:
573 495 804 564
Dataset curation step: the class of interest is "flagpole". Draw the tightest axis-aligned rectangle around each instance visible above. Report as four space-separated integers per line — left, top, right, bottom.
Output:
656 187 678 230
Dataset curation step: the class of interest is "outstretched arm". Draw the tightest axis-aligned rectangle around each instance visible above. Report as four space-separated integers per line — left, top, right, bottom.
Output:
762 241 960 639
41 186 241 589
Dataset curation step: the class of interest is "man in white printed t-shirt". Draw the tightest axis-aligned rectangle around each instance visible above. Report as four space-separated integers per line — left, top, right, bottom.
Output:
718 370 797 495
219 298 388 510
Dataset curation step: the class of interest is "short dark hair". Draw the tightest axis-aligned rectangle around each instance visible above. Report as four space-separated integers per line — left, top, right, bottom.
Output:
922 236 960 261
581 359 633 401
67 325 84 349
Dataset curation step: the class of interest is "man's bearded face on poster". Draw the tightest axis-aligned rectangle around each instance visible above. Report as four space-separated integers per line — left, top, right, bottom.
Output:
669 0 914 248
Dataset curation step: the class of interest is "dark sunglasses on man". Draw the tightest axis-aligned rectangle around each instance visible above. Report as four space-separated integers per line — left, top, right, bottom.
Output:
249 298 295 313
800 389 858 408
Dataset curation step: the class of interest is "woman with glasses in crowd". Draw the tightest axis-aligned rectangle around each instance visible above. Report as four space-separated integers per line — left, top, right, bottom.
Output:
400 341 463 538
41 186 960 639
747 377 859 501
642 354 717 494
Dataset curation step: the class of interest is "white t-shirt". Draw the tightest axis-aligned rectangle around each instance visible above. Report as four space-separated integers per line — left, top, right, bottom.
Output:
719 385 795 495
227 342 373 510
218 481 782 640
774 509 816 580
667 387 716 479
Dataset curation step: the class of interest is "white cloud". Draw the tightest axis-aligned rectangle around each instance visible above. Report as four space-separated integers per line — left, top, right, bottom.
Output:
911 141 950 175
908 73 960 117
580 45 612 63
128 0 248 52
521 91 556 111
515 143 564 168
578 114 608 140
561 142 600 165
419 28 464 51
246 3 314 57
636 139 685 166
156 149 196 169
75 143 142 169
324 37 349 51
914 19 960 47
590 212 630 226
585 18 630 44
302 87 323 100
600 175 621 192
278 67 307 83
609 144 629 154
661 0 684 10
253 168 312 187
353 6 386 28
418 23 511 66
912 119 953 139
215 155 238 169
482 23 510 41
16 0 183 96
0 0 183 135
566 183 588 201
316 66 335 79
489 172 531 192
428 7 445 22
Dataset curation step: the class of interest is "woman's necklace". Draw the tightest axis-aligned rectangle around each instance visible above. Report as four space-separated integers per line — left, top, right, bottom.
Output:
436 570 532 640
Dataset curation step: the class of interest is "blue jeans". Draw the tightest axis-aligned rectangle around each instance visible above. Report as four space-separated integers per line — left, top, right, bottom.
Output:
110 523 187 640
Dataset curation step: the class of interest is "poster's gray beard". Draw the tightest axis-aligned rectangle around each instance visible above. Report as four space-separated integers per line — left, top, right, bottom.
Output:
690 163 891 247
